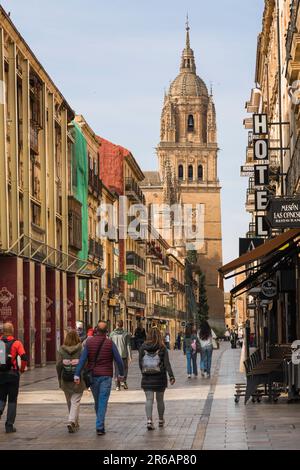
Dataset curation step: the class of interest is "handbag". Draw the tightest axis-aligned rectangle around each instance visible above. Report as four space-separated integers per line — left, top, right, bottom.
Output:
83 338 106 387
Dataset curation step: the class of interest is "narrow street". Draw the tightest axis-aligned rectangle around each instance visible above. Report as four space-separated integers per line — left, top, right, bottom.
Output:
1 343 300 451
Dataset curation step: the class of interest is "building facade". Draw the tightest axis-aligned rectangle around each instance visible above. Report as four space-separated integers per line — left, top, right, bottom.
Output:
0 7 79 366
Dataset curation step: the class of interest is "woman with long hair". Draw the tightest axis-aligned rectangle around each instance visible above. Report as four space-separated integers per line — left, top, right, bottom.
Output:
139 327 175 431
56 329 86 433
199 321 213 379
183 325 200 379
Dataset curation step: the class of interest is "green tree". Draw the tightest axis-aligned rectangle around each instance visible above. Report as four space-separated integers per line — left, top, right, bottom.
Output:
197 271 209 324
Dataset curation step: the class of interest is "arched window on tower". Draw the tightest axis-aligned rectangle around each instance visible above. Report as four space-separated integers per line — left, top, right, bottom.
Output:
198 165 203 181
188 165 193 181
188 114 194 132
178 164 184 181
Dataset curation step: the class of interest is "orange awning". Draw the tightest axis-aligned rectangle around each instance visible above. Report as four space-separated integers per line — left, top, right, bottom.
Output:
219 229 300 287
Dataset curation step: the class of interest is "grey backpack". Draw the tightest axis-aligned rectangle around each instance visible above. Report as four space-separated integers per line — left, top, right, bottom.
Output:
142 350 161 375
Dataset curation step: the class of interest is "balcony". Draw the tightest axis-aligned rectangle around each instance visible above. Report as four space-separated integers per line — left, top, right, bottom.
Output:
147 304 175 319
125 178 145 205
88 239 104 261
171 278 185 294
161 256 171 271
146 241 163 264
127 288 146 308
126 251 146 275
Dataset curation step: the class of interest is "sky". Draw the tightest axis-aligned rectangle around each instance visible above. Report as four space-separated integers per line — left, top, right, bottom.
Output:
1 0 264 290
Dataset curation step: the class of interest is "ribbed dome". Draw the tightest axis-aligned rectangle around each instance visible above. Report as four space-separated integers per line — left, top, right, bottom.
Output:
169 72 208 98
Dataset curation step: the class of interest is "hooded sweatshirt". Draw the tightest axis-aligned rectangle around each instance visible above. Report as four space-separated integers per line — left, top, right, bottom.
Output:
110 328 132 359
56 343 86 394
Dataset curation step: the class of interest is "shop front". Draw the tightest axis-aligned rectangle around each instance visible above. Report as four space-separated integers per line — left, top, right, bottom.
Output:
219 229 300 359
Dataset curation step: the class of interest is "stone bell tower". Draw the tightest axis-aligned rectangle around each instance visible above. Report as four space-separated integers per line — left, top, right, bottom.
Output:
142 19 224 327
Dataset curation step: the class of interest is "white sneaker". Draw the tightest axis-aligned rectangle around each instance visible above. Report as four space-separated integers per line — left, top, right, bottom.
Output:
204 372 208 379
188 374 191 379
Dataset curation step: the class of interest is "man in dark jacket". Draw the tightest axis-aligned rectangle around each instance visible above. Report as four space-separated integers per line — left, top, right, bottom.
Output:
0 322 27 433
134 323 146 350
74 321 124 435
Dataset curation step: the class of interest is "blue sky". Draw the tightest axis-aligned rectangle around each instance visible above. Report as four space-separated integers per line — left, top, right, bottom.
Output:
1 0 264 289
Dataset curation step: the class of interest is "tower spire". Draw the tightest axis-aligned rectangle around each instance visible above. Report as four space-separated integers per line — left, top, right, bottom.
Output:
180 14 196 73
185 13 190 49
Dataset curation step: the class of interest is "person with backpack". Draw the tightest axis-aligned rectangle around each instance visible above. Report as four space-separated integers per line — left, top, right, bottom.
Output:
110 320 132 391
134 322 146 350
74 320 124 436
139 327 175 431
0 322 27 433
56 329 86 433
183 326 200 379
199 321 214 379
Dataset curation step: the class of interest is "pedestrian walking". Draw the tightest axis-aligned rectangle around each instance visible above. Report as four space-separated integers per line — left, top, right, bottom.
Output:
76 321 86 343
110 320 132 391
176 332 182 351
56 330 86 433
139 327 175 431
164 331 170 350
199 321 214 379
183 326 200 379
74 321 124 436
134 322 146 350
0 322 27 433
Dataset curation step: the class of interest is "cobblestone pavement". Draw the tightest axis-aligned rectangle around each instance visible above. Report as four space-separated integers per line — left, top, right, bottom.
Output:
0 343 300 450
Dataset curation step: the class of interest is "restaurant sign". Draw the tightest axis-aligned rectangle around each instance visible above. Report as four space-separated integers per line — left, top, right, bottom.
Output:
267 198 300 228
261 280 277 299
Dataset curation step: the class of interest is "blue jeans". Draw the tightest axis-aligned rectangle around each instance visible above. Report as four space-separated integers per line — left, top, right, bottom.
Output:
200 347 213 375
90 376 112 431
186 350 198 375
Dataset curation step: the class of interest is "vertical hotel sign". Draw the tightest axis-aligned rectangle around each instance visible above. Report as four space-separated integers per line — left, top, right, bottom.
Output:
253 114 270 237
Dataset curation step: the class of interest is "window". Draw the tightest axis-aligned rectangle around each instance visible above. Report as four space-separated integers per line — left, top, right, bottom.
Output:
198 165 203 181
188 115 194 132
188 165 193 181
178 165 184 181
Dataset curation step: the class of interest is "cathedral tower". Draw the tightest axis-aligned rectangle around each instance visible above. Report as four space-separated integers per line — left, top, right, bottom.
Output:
142 20 224 327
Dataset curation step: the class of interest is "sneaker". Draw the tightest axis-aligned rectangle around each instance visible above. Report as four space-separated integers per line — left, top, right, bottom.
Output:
97 429 106 436
147 420 155 431
5 426 16 434
159 419 165 428
204 372 208 379
122 382 128 390
115 386 121 391
201 371 205 378
67 422 76 433
188 375 191 379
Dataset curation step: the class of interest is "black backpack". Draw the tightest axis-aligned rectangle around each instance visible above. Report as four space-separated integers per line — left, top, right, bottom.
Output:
0 337 16 372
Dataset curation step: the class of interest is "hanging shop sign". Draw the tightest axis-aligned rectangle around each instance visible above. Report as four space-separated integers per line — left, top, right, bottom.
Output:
266 198 300 229
254 165 269 186
261 280 277 299
252 114 270 237
239 238 264 256
256 215 269 237
255 190 269 212
241 165 254 177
